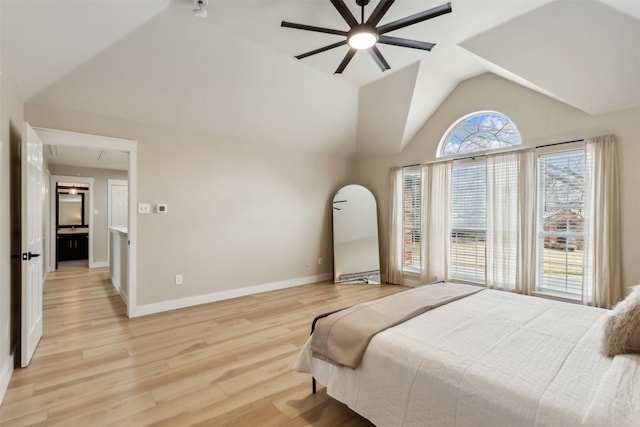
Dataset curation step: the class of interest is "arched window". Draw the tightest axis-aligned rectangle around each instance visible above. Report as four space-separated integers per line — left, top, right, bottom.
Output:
398 111 611 304
438 111 521 157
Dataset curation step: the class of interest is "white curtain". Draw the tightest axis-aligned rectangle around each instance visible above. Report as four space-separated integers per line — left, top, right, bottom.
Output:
486 150 536 294
583 135 622 308
517 149 536 295
387 167 404 284
420 162 452 283
486 152 519 291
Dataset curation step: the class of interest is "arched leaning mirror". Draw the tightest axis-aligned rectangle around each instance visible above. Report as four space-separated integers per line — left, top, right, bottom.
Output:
332 185 380 284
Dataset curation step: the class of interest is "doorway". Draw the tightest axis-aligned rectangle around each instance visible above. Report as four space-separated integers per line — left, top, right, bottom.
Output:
51 177 93 270
34 127 138 317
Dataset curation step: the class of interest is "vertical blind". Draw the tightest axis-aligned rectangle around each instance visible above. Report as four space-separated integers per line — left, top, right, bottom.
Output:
537 150 586 298
402 167 421 272
450 161 486 282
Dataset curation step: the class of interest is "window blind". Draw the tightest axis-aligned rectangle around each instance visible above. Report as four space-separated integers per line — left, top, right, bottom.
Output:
537 150 586 298
402 167 421 272
450 161 486 283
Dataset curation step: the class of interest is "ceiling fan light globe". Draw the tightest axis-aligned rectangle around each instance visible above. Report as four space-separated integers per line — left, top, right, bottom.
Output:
348 31 377 49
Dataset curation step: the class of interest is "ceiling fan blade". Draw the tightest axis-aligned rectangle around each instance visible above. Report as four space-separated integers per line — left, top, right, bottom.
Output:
335 48 357 74
295 40 348 59
368 46 391 72
378 35 435 51
281 21 348 37
366 0 395 27
330 0 359 28
377 2 452 34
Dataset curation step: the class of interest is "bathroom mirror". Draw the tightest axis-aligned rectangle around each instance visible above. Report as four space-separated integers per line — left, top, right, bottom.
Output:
58 193 84 226
333 184 380 284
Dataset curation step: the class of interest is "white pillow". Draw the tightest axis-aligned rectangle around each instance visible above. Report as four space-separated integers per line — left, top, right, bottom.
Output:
603 286 640 357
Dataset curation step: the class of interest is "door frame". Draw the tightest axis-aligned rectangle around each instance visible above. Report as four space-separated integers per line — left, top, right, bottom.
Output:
42 169 51 276
49 175 95 269
107 178 128 266
34 127 138 317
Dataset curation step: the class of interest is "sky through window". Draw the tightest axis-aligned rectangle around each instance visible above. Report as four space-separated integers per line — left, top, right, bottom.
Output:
440 112 521 157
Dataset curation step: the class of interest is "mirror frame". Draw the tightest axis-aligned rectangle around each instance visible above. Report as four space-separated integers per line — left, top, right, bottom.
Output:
56 191 85 227
332 184 380 284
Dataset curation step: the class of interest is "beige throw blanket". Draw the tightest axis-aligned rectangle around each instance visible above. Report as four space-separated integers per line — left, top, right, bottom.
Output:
311 282 483 368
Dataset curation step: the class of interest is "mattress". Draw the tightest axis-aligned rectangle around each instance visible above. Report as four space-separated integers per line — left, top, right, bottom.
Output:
295 289 640 427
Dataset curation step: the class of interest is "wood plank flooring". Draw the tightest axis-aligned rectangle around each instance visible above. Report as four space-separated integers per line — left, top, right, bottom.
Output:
1 268 407 426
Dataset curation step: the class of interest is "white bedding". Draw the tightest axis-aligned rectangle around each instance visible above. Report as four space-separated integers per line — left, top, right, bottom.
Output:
295 289 640 427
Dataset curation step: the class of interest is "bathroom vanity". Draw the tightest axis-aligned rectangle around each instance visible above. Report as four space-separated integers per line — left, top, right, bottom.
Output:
57 228 89 261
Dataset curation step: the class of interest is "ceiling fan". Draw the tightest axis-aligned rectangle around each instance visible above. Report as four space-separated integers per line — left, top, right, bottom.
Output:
281 0 452 74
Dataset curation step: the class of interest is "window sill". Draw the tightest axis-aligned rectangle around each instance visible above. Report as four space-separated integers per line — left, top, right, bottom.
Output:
532 290 581 304
402 269 421 278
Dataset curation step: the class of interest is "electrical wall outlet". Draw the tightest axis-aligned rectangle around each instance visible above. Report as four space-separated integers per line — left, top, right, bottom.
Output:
138 203 151 214
318 257 323 265
175 274 183 285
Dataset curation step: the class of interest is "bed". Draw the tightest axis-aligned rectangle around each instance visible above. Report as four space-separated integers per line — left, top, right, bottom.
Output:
294 282 640 427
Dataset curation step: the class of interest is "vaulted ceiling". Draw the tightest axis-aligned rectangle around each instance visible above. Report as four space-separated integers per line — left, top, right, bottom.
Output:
2 0 638 161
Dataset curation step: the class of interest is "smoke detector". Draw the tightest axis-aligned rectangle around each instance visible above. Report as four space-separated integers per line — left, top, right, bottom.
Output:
192 0 208 18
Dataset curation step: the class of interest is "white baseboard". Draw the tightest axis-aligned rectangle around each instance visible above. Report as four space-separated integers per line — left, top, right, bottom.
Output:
111 279 120 294
130 273 333 318
90 261 109 268
119 287 129 308
0 354 14 405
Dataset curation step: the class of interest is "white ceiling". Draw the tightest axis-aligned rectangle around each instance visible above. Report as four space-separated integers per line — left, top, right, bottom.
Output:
1 0 639 162
460 0 640 115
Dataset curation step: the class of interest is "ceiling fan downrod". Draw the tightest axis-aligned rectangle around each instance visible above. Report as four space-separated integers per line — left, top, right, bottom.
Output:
356 0 371 23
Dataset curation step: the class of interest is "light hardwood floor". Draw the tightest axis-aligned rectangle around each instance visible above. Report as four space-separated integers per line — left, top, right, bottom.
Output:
1 268 407 426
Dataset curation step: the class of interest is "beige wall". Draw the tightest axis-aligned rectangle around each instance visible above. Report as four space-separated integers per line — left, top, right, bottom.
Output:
26 104 352 305
49 165 128 264
0 46 25 398
353 73 640 296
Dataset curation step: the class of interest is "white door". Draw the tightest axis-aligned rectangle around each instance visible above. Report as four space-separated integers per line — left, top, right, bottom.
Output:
108 180 128 228
21 123 44 367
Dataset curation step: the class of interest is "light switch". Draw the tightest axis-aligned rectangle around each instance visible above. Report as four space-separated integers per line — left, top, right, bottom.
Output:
138 203 151 214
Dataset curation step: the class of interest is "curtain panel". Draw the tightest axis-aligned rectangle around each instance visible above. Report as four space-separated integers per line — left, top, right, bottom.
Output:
486 152 520 291
420 162 452 283
387 167 404 285
517 150 536 295
583 135 622 308
486 150 536 294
